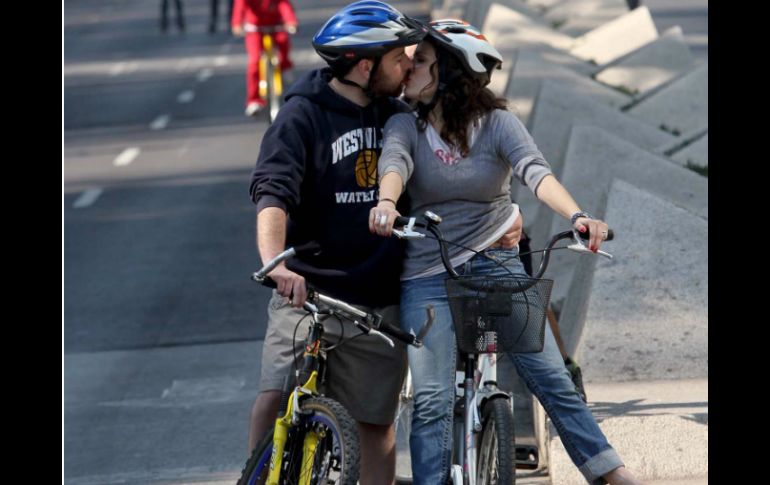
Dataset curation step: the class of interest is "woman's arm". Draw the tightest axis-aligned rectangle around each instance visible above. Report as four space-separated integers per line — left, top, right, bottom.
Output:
534 174 609 252
369 171 404 236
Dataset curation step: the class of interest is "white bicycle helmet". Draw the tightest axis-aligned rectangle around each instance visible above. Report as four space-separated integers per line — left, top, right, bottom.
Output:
427 19 503 86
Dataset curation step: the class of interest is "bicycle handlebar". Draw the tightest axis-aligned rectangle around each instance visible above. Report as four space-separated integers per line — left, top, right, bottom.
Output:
252 244 431 348
393 212 614 281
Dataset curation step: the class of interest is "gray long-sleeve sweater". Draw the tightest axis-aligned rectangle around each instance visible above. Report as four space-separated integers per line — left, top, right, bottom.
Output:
379 109 552 280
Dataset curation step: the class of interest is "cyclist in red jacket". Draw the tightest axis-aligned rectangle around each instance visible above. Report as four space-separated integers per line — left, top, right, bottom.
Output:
231 0 297 116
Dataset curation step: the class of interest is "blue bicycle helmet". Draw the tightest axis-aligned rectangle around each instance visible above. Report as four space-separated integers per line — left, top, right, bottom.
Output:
313 1 427 71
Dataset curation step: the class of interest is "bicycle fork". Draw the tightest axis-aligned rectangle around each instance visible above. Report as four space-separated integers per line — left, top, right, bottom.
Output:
268 329 323 485
454 352 508 485
453 356 483 485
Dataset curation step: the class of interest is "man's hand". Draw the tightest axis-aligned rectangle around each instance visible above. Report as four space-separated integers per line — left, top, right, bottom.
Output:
232 25 244 37
495 211 523 249
284 23 297 34
269 263 307 308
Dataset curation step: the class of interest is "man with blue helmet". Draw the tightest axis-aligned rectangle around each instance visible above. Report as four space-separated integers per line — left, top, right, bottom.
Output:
247 3 427 482
247 3 521 482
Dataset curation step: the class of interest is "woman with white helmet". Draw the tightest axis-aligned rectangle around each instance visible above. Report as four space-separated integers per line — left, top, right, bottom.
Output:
369 20 645 485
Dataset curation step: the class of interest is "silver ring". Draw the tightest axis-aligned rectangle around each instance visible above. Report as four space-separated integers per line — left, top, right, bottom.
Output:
379 215 387 226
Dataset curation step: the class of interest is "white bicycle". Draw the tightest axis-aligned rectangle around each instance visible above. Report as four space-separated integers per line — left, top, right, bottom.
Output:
392 211 613 485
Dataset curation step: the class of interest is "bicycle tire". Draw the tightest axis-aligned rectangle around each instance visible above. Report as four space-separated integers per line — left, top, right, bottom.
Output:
237 425 276 485
477 397 516 485
237 396 360 485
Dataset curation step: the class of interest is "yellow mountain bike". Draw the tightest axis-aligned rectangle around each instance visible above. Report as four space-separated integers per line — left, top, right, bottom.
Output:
238 243 433 485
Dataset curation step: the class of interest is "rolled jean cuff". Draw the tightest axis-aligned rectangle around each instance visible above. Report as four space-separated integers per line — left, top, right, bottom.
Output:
578 447 624 485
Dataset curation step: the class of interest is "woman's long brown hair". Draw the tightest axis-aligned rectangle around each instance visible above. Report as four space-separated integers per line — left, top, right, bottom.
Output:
414 37 508 157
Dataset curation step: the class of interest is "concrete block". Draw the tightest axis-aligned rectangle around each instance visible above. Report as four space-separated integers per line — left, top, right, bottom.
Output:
594 26 695 96
627 62 708 136
541 127 707 330
545 0 630 37
505 49 632 125
570 6 658 65
671 133 708 171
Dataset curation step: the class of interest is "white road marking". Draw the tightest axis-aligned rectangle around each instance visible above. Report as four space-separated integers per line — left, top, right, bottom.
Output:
150 114 171 130
214 56 228 66
109 62 126 76
113 147 140 167
73 188 103 209
197 68 213 82
177 90 195 103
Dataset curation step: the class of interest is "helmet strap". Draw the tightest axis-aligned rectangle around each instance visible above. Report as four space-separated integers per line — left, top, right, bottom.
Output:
335 56 381 99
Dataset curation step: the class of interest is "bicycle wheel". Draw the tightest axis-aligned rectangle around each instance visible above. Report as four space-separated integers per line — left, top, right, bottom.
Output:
477 397 516 485
394 374 413 484
296 397 360 485
237 396 360 485
237 426 276 485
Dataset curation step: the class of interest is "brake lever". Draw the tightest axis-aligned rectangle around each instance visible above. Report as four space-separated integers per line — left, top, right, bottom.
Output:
392 217 425 239
567 229 613 260
350 318 395 348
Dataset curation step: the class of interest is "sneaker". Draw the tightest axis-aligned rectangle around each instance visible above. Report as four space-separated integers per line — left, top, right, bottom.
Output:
245 102 264 117
564 357 587 403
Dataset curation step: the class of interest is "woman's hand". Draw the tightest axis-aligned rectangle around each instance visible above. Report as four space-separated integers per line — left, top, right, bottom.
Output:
369 200 401 237
573 217 610 253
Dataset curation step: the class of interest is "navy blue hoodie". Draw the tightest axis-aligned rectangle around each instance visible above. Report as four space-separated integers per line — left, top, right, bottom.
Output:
250 68 410 307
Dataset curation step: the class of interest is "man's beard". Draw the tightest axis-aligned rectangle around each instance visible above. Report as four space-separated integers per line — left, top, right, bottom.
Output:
369 68 406 98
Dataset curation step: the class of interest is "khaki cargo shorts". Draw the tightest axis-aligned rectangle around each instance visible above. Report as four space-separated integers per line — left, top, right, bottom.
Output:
259 291 408 426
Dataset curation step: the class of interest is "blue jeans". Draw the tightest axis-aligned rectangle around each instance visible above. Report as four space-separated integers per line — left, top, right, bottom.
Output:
400 248 623 485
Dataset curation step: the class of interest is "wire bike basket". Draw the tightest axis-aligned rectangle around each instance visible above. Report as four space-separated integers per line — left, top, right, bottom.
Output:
445 275 553 354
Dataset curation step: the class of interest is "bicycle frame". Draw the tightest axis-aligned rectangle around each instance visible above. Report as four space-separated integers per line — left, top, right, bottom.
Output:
253 25 287 124
258 33 281 102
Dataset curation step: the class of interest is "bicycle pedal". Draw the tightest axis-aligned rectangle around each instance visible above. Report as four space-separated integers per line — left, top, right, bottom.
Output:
515 445 539 469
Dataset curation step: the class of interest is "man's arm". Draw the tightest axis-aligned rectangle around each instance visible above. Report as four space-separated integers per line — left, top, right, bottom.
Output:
257 207 307 307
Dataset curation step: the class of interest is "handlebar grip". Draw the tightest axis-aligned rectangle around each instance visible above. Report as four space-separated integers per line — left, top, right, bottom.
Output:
260 278 315 303
377 319 417 346
578 228 614 241
261 276 278 289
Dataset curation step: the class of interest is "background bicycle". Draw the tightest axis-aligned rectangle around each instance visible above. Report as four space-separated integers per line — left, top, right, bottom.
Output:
244 24 296 123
